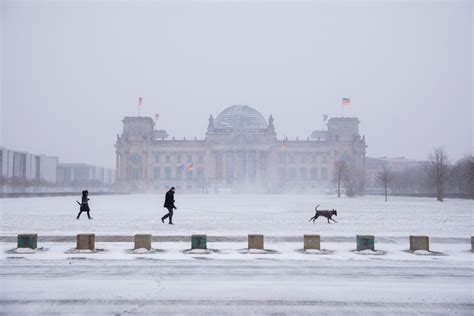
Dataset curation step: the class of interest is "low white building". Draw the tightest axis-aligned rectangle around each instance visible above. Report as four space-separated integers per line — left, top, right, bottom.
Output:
56 163 116 185
0 147 58 183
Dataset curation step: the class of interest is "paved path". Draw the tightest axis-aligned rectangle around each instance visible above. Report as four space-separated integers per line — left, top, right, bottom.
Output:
1 259 472 315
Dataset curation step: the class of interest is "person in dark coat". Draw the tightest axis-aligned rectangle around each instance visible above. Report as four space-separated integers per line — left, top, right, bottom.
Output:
161 187 177 224
76 190 92 219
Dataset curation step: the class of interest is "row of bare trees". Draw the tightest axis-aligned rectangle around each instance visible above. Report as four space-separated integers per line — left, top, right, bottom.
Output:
333 160 365 198
375 148 473 202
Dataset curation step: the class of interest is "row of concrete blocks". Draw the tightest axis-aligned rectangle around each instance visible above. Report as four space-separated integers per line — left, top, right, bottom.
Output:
16 234 474 252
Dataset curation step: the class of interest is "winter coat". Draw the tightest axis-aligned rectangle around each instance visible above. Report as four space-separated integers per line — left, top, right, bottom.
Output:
80 195 90 212
163 190 176 209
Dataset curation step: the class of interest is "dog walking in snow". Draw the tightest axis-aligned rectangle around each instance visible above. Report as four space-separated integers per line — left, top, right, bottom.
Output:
309 205 337 224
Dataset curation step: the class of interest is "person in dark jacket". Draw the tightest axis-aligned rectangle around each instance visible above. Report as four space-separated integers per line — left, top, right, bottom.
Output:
76 190 92 219
161 187 177 224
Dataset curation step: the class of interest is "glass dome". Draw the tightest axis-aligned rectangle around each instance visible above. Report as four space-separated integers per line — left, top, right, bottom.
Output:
214 105 268 130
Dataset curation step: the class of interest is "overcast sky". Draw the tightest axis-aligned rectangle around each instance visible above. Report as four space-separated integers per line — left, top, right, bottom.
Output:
1 0 472 168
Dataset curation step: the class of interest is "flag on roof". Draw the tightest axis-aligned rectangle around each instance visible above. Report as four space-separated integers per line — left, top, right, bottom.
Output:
342 98 351 106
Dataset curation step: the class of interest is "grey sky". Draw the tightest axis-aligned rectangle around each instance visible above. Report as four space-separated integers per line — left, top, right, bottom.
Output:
1 0 472 168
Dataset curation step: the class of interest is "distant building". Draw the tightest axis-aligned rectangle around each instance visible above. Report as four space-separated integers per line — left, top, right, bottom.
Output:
56 163 115 185
115 104 367 193
0 147 58 183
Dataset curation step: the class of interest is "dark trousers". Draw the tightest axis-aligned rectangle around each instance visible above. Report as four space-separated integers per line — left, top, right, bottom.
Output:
162 207 174 223
77 206 92 219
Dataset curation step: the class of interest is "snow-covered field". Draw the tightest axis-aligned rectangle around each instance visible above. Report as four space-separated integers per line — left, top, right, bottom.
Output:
1 194 473 315
0 194 472 237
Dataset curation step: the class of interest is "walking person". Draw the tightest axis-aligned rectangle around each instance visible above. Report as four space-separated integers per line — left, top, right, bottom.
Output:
161 186 177 224
76 190 92 219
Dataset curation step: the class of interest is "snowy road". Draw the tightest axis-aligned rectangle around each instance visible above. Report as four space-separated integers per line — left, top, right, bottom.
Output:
1 257 472 315
1 240 473 315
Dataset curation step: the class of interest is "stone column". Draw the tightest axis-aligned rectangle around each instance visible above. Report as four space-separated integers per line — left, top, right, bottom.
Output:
115 152 120 180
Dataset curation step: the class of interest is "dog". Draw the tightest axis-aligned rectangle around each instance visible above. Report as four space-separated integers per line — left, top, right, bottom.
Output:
309 205 338 224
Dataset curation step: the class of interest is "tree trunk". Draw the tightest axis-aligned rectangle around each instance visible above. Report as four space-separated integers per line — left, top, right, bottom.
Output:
337 174 341 198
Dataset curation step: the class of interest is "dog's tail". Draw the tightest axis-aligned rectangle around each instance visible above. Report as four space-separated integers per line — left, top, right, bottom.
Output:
315 204 320 211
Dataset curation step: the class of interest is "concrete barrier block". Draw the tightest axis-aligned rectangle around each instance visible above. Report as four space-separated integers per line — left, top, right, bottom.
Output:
304 235 320 250
248 234 264 250
134 234 152 250
191 235 207 249
77 234 95 250
17 234 37 249
357 235 375 251
410 235 429 251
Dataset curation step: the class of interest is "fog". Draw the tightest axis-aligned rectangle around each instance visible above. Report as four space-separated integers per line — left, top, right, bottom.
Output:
1 0 472 168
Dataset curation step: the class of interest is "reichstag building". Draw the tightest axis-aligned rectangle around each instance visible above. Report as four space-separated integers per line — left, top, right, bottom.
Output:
115 105 367 193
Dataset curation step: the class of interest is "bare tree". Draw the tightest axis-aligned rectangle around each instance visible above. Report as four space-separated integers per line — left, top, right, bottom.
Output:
377 167 394 202
428 147 449 202
334 160 346 198
449 154 474 198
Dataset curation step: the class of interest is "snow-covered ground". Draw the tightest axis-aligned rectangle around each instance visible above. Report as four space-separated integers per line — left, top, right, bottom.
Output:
0 194 472 237
1 194 473 315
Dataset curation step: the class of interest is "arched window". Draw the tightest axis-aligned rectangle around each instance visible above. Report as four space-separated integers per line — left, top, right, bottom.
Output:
310 167 318 180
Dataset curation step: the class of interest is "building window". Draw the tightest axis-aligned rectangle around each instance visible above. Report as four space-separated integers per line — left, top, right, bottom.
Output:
215 153 223 179
322 154 328 163
165 155 171 163
321 167 328 180
187 155 193 163
310 167 318 180
176 154 182 163
288 168 296 180
196 167 203 180
198 154 204 163
278 167 285 180
341 153 352 163
278 153 285 164
154 167 160 179
299 167 307 180
289 153 296 164
186 170 193 180
225 152 234 179
311 154 317 164
130 153 142 163
248 152 257 178
131 168 141 180
154 154 160 163
176 166 183 180
164 167 172 179
300 155 305 164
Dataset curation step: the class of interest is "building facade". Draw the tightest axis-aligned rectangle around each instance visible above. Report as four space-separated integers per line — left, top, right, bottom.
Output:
115 105 367 193
57 163 116 186
0 147 58 183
